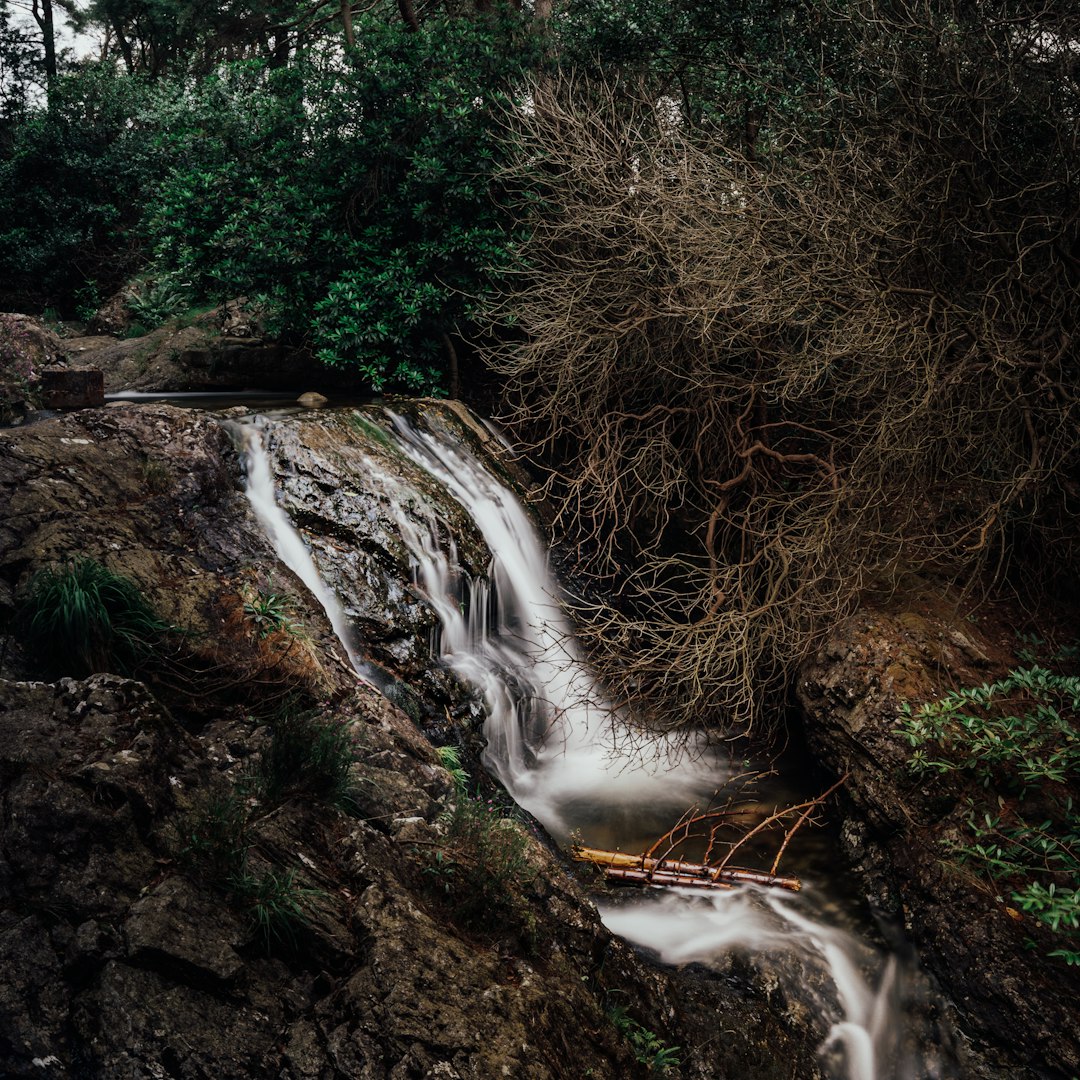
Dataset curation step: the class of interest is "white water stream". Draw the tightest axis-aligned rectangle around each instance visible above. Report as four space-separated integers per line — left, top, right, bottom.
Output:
235 422 371 681
239 407 927 1080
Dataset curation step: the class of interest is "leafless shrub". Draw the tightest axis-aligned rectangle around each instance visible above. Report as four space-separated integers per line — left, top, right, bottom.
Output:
483 2 1080 734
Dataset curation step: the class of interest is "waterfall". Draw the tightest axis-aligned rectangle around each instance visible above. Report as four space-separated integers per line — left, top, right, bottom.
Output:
234 403 934 1080
234 421 372 682
379 409 722 836
376 408 926 1080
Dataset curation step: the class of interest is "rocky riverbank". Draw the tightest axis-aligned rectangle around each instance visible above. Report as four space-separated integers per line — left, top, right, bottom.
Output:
0 401 837 1079
798 597 1080 1077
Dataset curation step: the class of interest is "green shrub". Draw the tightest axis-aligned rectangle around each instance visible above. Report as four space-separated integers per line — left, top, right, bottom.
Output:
899 667 1080 964
18 557 167 677
125 272 192 330
0 65 179 310
145 11 537 393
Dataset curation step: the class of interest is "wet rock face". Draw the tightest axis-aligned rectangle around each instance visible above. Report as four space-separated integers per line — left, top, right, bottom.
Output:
0 401 842 1080
797 600 1080 1078
0 313 63 424
260 407 495 739
0 403 353 700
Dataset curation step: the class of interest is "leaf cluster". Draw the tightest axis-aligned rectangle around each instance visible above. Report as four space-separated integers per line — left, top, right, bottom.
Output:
899 668 1080 963
607 998 681 1075
0 65 180 309
142 10 537 392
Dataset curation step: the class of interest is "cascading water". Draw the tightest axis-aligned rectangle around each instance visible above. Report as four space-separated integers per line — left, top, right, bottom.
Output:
233 403 941 1080
375 408 932 1080
371 410 723 836
233 420 373 683
600 890 911 1080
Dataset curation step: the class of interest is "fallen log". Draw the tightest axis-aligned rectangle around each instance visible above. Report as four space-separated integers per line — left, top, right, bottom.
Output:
604 867 736 890
572 845 801 892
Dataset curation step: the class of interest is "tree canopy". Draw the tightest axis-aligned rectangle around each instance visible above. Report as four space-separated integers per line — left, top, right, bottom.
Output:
0 0 1076 728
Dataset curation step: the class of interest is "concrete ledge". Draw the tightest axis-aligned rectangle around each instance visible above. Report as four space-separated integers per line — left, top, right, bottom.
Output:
41 366 104 409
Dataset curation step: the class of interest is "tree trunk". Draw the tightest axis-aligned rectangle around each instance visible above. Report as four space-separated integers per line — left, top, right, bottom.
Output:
31 0 56 86
341 0 355 48
397 0 420 32
111 17 135 73
442 332 460 400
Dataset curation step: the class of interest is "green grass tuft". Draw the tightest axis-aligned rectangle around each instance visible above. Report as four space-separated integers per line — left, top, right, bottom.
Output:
18 557 168 677
248 702 359 812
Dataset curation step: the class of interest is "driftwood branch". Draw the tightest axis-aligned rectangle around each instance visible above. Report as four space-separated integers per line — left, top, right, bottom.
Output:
572 775 847 895
572 846 801 892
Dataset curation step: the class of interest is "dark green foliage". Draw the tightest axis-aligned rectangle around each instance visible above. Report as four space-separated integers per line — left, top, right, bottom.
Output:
0 65 176 309
147 10 538 392
18 557 167 677
250 704 359 811
558 0 850 147
900 668 1080 963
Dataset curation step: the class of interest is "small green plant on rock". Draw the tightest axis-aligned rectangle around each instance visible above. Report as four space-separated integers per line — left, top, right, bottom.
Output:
177 700 361 951
178 792 323 952
243 589 301 639
436 744 469 791
126 272 192 331
231 864 323 951
420 748 536 936
607 998 682 1074
899 667 1080 964
18 557 168 677
249 702 359 812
